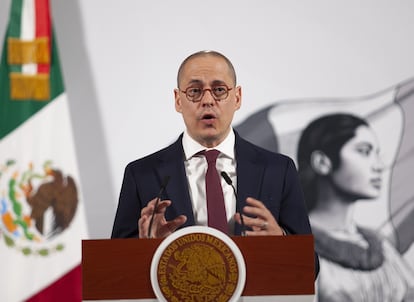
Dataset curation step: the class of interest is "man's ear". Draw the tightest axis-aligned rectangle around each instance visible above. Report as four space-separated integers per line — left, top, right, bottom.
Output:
310 150 332 175
234 85 242 110
174 88 182 113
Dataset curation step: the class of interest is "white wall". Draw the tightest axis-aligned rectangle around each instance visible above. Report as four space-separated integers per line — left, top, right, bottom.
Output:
1 0 414 238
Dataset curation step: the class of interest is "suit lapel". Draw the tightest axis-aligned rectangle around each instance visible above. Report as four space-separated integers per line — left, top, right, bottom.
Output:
234 132 265 235
156 136 196 226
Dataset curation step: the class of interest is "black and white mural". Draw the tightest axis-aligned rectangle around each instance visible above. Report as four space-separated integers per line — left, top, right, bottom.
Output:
236 78 414 301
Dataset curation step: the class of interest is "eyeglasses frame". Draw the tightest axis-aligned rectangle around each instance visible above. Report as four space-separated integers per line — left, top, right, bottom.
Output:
179 84 234 103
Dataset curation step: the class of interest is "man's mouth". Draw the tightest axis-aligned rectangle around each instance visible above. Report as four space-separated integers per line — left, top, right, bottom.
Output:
201 113 216 120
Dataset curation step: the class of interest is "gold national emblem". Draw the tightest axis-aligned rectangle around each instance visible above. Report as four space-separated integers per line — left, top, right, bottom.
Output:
157 232 239 302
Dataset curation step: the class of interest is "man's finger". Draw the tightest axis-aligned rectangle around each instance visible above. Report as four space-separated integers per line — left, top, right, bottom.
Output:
154 200 172 213
157 215 187 237
245 197 266 208
242 205 265 218
138 216 150 238
245 230 268 236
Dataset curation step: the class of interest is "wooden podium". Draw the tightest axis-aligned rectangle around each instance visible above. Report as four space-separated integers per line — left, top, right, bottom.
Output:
82 234 315 300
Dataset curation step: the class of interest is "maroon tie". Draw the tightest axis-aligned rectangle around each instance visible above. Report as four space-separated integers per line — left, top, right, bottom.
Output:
203 150 228 234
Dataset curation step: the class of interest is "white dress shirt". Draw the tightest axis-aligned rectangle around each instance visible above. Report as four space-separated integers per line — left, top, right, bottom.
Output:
182 129 237 233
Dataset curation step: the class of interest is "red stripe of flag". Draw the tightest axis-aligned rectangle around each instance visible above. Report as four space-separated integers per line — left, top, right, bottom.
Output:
26 265 82 302
35 0 51 74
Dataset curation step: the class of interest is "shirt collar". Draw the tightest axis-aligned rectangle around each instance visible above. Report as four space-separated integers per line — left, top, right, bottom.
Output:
182 128 235 160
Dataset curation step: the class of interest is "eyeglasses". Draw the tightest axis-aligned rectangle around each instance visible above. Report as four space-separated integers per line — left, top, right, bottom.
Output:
180 85 233 102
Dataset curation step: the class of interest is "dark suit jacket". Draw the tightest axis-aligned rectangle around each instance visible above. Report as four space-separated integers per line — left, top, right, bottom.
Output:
111 131 319 274
111 130 314 237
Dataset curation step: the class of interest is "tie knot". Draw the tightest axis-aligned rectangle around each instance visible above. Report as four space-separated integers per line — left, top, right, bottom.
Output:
203 149 220 164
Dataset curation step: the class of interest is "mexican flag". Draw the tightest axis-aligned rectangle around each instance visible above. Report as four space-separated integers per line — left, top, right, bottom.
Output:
0 0 88 301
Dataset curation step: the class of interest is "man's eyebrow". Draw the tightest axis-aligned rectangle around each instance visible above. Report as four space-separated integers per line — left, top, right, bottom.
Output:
211 80 227 86
185 79 227 86
187 79 203 85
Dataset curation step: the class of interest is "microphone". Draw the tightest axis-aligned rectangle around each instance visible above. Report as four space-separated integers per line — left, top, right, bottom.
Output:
147 176 170 238
220 171 246 236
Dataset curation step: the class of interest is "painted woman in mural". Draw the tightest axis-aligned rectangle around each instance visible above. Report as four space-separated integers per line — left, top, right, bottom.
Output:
297 113 414 302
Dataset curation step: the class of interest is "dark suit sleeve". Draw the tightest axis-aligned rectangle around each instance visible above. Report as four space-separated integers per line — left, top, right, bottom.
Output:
111 164 141 238
278 158 311 234
279 157 320 278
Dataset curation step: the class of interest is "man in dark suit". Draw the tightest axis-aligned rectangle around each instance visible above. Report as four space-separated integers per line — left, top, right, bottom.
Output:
111 51 316 259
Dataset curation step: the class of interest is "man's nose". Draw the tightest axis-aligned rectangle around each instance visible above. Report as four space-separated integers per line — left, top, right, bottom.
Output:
200 89 215 105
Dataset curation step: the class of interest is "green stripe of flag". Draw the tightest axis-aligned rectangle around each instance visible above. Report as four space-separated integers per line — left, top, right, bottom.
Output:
0 5 65 140
9 0 23 38
8 0 23 74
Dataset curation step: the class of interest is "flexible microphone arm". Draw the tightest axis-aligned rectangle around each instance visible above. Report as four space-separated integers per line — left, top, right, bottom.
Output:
221 171 246 236
147 176 170 238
